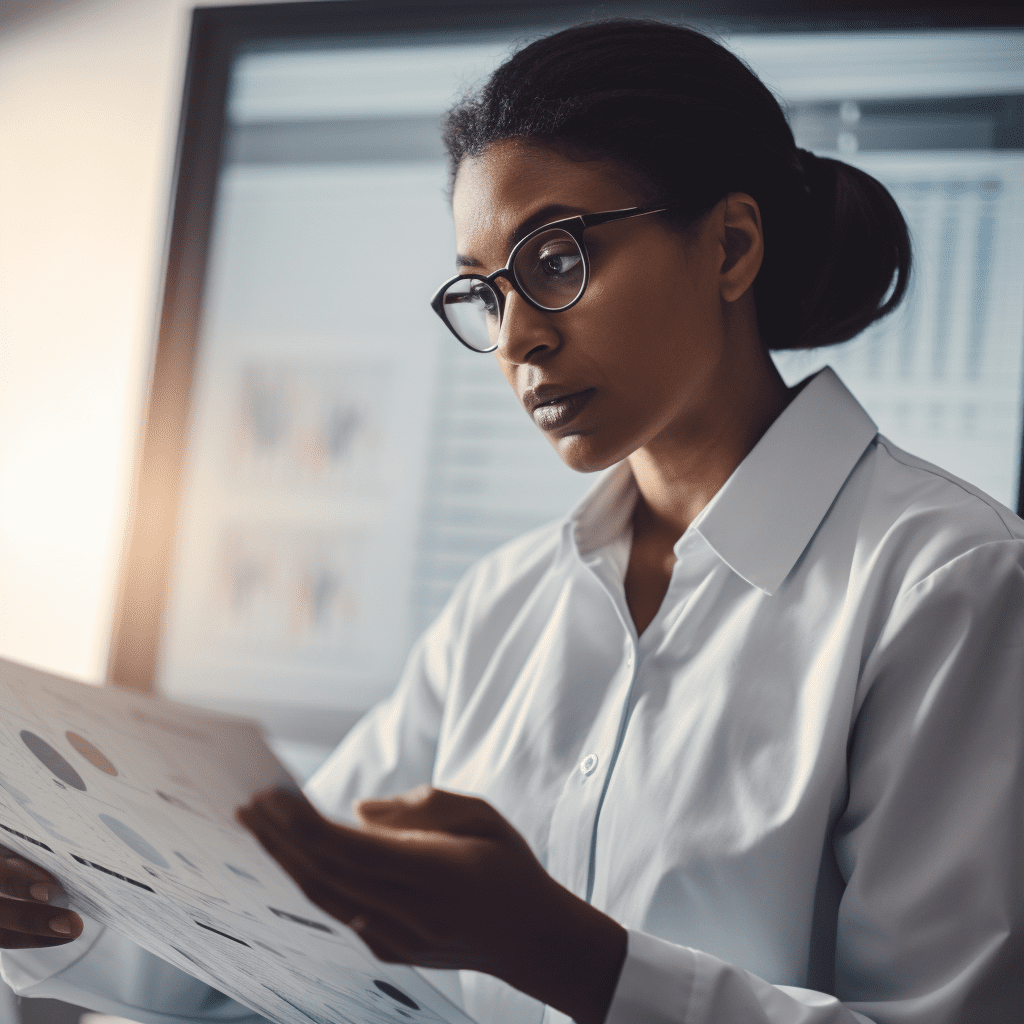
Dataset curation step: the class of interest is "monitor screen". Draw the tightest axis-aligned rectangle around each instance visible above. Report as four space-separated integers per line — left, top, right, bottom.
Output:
117 6 1024 776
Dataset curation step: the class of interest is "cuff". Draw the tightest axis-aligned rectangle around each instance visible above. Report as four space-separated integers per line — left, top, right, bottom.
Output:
603 929 697 1024
1 915 105 993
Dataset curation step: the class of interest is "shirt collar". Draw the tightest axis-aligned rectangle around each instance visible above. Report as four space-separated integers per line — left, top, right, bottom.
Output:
568 459 638 558
690 366 877 594
565 367 878 596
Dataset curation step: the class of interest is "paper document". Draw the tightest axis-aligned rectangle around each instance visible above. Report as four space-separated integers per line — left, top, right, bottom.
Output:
0 657 476 1024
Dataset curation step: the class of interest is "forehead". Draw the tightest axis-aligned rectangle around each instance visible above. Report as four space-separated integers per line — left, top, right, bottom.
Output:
451 139 643 262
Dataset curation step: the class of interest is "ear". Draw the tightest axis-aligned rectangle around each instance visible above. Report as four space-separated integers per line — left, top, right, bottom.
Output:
716 193 763 304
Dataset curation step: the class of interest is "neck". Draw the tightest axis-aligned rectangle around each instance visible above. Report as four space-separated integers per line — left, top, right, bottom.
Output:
627 337 795 543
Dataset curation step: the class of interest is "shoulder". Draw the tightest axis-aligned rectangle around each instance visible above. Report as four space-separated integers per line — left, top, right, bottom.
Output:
872 434 1023 541
454 518 566 617
845 440 1024 717
425 517 567 650
842 434 1024 595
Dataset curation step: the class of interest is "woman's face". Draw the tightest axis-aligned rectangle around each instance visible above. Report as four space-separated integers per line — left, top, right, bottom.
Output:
451 138 750 474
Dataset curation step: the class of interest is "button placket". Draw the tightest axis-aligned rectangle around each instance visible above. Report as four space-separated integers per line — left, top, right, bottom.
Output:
544 535 643 900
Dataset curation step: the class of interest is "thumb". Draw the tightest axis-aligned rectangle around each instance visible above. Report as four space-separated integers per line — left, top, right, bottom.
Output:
356 786 512 839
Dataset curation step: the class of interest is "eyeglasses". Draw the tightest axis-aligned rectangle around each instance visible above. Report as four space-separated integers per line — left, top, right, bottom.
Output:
430 203 682 353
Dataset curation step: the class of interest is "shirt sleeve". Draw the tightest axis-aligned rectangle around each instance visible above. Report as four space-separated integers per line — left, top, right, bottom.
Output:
305 620 452 820
604 539 1024 1024
1 593 459 1020
2 919 264 1024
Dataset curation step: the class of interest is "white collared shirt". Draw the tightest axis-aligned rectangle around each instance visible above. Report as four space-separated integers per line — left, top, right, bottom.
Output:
5 367 1024 1024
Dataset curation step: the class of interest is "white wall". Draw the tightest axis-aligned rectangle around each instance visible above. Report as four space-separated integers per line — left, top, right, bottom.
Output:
0 0 289 682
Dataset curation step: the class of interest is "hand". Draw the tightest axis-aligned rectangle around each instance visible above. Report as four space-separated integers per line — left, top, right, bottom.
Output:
0 845 83 948
238 786 626 1024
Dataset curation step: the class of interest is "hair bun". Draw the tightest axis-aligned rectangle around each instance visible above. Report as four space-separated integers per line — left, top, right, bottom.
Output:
796 147 818 172
787 155 913 349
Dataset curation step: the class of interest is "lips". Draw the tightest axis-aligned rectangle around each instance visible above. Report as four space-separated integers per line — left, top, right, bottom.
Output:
527 387 596 430
522 382 590 412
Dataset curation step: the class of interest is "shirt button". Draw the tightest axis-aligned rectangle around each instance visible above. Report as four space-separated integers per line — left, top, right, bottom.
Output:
580 753 599 776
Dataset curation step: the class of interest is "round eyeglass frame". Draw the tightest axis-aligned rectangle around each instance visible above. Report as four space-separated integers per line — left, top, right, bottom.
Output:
430 203 685 353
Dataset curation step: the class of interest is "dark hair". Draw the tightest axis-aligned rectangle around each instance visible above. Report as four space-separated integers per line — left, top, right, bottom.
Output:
442 19 912 351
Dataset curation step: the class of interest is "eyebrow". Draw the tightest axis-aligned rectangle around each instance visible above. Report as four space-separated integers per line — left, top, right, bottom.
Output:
455 203 589 270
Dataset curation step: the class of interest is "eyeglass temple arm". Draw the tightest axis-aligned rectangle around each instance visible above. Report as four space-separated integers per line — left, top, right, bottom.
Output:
579 204 679 228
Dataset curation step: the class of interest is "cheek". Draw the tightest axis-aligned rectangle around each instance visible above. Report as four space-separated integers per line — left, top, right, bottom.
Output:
495 354 517 390
573 269 723 452
578 262 705 383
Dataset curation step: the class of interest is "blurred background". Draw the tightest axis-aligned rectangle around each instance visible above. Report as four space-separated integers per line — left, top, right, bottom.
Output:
1 1 1022 1021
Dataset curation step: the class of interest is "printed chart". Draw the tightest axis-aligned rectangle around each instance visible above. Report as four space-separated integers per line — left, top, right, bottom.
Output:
0 658 474 1024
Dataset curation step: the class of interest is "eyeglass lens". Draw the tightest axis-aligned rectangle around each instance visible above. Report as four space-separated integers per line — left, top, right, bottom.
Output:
511 228 585 309
440 228 586 351
440 278 502 352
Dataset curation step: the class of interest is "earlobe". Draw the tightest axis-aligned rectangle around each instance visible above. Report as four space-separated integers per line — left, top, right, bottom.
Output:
719 193 764 303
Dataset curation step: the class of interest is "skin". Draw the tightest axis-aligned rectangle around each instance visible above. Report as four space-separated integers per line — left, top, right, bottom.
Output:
2 138 797 1024
454 139 795 635
0 845 84 947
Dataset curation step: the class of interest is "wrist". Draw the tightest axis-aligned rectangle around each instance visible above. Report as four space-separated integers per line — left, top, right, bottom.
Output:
505 883 627 1024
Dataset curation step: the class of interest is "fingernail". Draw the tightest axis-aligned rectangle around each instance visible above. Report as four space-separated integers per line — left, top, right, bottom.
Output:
30 883 55 902
49 916 72 935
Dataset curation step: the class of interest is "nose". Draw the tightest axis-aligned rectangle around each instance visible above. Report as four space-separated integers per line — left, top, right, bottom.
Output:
496 289 561 365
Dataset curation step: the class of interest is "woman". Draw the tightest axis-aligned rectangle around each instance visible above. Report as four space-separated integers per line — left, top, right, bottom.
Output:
3 19 1022 1024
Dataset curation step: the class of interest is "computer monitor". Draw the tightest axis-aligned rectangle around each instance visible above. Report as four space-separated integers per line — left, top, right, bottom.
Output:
108 1 1024 776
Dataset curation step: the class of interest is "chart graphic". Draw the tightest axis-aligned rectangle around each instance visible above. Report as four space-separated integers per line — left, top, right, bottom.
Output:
211 528 366 646
0 657 474 1024
20 730 86 791
375 980 420 1010
230 362 390 488
226 862 261 883
67 732 118 775
99 813 171 868
157 790 205 817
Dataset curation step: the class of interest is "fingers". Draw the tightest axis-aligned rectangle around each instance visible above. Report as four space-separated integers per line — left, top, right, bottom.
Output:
0 849 65 902
0 850 82 947
245 790 323 832
356 787 515 841
237 803 415 920
0 898 83 945
237 802 433 954
240 792 415 882
350 912 440 967
0 928 82 950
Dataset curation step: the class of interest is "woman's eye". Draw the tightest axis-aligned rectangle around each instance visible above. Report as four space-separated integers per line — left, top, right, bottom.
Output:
470 283 500 317
538 251 582 277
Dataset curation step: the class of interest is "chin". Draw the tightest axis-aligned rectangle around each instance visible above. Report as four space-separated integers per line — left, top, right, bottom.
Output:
552 433 629 474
